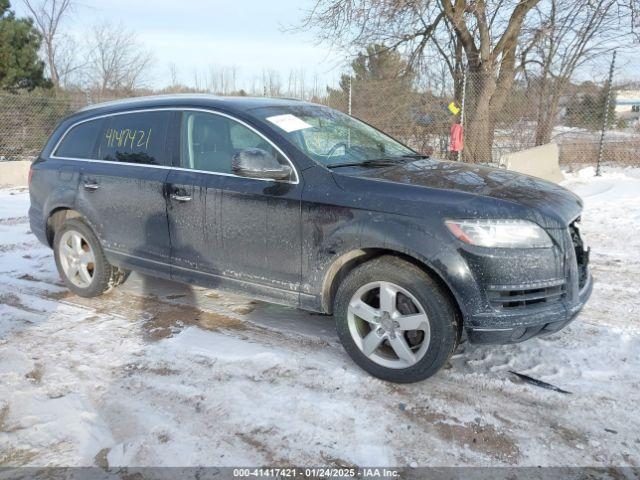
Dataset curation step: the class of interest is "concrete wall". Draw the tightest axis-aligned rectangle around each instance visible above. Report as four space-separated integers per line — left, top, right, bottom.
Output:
0 160 31 188
501 143 564 183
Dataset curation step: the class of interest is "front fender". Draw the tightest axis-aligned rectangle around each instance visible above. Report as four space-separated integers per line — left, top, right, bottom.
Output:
301 208 480 318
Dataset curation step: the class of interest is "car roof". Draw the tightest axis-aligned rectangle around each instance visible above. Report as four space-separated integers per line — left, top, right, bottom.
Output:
77 94 315 116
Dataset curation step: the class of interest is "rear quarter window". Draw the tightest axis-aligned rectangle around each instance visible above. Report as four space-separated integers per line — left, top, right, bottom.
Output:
97 111 171 165
54 118 105 159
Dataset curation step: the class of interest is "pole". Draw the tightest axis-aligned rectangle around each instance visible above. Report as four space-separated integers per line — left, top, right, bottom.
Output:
348 76 353 148
596 50 616 177
457 70 467 163
348 76 352 116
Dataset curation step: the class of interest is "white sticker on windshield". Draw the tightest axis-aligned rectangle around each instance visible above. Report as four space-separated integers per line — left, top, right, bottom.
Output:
266 114 312 133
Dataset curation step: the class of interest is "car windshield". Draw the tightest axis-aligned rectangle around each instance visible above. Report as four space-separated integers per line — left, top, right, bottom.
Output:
251 105 418 168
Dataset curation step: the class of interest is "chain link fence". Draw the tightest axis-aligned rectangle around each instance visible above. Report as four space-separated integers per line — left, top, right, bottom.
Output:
1 68 639 169
0 91 123 162
321 68 640 170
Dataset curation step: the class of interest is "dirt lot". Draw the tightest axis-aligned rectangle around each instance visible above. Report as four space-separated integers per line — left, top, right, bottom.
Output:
1 167 639 467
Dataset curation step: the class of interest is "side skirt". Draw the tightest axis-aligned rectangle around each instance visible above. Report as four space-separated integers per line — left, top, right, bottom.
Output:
105 248 319 311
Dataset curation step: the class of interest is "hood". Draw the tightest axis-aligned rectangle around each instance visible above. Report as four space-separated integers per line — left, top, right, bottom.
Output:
337 158 582 226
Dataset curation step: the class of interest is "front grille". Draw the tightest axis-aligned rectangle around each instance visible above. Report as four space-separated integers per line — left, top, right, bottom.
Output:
569 220 589 289
487 281 566 309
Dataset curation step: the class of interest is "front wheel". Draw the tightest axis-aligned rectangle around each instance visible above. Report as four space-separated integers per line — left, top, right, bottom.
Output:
334 256 459 383
53 218 129 298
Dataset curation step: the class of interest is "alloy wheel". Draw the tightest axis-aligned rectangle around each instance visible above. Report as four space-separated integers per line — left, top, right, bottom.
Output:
347 281 431 369
58 230 96 288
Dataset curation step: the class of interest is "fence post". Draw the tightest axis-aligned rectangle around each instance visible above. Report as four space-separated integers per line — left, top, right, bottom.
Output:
596 50 616 177
348 76 352 116
457 70 467 163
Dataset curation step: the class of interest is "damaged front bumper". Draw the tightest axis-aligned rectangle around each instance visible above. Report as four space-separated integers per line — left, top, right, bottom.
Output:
465 271 593 344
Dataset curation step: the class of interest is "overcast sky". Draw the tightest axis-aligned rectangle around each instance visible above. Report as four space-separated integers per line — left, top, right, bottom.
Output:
11 0 636 91
12 0 347 90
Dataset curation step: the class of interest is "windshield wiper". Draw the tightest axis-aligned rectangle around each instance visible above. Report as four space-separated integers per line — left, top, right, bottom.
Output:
325 158 408 169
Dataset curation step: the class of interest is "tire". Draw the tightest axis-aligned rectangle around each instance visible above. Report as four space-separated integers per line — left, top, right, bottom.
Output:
53 218 128 298
334 255 459 383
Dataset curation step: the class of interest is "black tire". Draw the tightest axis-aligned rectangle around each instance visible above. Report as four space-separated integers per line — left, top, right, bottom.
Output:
53 218 127 298
334 255 459 383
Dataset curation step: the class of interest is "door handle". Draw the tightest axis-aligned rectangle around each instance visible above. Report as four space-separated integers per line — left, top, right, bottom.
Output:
83 182 99 191
170 193 192 202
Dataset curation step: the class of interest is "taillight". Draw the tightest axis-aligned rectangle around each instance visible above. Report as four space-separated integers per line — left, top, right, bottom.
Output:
28 164 34 185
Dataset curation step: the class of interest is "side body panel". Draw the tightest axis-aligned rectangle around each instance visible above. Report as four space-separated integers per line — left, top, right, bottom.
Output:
165 107 304 306
75 162 171 275
219 176 302 295
165 169 225 282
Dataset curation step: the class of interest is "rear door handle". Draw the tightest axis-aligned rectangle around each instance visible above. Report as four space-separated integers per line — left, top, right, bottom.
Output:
170 193 192 202
83 182 100 191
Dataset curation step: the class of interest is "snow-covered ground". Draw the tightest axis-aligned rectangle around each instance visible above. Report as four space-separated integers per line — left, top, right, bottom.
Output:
1 167 639 468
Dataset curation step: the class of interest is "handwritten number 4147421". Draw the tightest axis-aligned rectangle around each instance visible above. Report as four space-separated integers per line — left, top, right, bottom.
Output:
105 128 152 150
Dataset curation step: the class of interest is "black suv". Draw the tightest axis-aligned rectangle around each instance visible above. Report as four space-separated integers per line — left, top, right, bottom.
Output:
29 95 592 383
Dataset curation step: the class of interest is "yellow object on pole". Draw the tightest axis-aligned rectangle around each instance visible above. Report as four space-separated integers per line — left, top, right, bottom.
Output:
448 102 460 115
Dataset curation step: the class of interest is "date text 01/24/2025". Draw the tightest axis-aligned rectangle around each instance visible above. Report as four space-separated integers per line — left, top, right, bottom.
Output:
232 467 400 477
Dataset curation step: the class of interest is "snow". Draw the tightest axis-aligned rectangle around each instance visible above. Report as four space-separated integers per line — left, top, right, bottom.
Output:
553 125 640 141
1 170 640 467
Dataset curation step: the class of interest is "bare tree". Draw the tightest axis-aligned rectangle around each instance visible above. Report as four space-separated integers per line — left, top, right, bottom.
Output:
193 69 202 91
428 1 543 162
287 68 308 98
527 0 637 145
53 34 87 87
22 0 75 87
301 0 541 162
87 22 154 93
229 65 240 94
310 72 322 99
168 62 179 87
203 64 240 94
261 69 281 96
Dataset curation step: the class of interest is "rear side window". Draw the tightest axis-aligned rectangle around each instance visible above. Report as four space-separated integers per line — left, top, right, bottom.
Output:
97 111 171 165
54 118 104 159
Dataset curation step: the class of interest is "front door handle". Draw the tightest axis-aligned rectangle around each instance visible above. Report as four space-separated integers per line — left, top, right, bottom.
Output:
170 193 192 202
83 182 99 191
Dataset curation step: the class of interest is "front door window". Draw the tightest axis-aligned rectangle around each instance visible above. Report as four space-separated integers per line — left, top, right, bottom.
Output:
179 111 287 175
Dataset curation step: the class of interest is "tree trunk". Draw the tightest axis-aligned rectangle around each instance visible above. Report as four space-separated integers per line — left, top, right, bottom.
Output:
462 71 497 163
534 98 559 145
534 81 561 145
45 40 59 87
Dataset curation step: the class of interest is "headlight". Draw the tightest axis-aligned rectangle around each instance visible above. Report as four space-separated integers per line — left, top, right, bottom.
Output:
445 219 553 248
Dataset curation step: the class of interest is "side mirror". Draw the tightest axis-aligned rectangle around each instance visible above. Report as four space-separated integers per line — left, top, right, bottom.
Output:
232 148 292 181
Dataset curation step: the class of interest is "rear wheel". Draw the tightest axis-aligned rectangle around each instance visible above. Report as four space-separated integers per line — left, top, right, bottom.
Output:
54 218 129 297
334 256 458 383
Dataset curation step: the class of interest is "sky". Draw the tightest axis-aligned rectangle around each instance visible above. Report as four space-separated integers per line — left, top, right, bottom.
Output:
12 0 348 91
10 0 638 92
